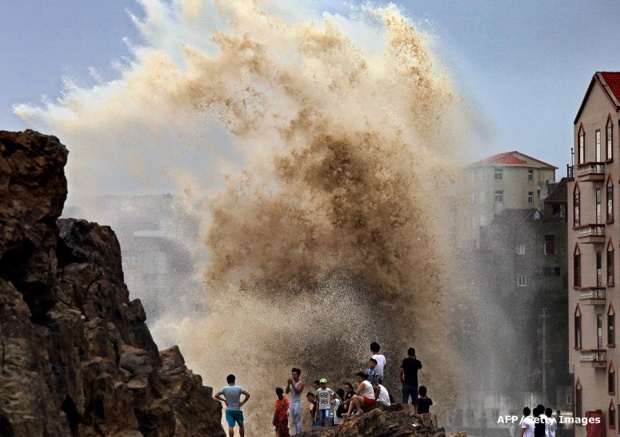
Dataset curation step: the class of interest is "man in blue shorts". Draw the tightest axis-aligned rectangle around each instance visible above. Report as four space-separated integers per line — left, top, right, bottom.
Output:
399 347 422 415
215 374 251 437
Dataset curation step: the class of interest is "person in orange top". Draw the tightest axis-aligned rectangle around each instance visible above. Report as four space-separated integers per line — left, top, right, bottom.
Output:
273 387 291 436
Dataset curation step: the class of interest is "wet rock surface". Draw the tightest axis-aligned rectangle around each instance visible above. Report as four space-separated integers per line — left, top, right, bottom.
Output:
0 130 224 436
299 411 463 437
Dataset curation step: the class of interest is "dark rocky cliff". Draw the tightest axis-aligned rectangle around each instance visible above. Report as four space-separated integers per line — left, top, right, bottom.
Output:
0 130 224 436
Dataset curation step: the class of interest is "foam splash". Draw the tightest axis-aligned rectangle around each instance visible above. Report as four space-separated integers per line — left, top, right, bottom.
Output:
16 0 477 431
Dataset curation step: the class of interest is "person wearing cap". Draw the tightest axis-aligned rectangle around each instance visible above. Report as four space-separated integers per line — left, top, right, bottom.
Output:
315 378 336 427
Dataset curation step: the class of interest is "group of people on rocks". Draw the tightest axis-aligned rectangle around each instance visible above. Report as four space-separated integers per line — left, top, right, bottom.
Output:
520 405 562 437
213 343 432 437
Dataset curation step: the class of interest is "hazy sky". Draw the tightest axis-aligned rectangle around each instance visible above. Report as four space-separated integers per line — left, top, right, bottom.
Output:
2 0 620 175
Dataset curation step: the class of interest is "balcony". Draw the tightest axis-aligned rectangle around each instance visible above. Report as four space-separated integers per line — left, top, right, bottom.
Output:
578 287 606 305
579 349 607 368
577 224 605 244
577 162 605 181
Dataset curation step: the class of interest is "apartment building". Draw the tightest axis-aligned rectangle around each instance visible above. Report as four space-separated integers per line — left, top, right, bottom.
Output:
568 72 620 436
458 151 557 249
463 178 568 398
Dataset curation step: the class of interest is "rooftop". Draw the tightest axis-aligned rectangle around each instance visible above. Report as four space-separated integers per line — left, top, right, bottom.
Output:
469 151 557 169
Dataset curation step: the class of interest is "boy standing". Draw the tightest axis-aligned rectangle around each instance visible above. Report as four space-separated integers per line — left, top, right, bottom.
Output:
417 386 433 414
306 392 318 429
214 374 251 437
315 378 335 427
367 359 380 386
399 347 422 415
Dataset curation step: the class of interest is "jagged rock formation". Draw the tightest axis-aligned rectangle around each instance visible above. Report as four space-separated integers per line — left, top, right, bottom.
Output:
0 130 224 436
300 411 462 437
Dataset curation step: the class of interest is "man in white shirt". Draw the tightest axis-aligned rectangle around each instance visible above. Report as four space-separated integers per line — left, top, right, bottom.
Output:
370 342 386 384
374 384 391 408
521 407 535 437
545 407 557 437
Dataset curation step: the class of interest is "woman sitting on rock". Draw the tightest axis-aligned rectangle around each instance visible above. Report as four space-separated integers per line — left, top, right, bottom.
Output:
343 372 376 418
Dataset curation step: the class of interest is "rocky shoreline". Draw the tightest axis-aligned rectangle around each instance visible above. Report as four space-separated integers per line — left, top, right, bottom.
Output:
0 130 224 436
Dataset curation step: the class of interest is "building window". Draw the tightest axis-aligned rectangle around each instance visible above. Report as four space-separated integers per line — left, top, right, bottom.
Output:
609 305 616 347
608 177 614 223
610 362 616 395
609 401 616 429
517 275 526 287
596 130 602 162
544 235 555 255
596 188 602 224
608 240 615 286
597 251 603 287
578 125 585 164
516 244 525 255
607 116 614 161
528 192 534 205
575 380 582 420
554 267 561 276
494 167 503 180
528 169 534 181
573 185 580 227
494 191 503 202
574 245 581 288
575 306 582 349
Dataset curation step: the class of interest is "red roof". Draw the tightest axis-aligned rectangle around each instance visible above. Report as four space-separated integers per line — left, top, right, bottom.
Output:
476 152 527 165
470 151 557 169
600 72 620 103
575 72 620 123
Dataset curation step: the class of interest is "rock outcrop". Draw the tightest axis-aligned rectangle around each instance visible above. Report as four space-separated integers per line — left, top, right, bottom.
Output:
300 410 461 437
0 130 224 436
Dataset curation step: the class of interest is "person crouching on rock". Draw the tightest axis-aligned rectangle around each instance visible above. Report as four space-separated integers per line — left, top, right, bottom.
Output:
343 372 376 418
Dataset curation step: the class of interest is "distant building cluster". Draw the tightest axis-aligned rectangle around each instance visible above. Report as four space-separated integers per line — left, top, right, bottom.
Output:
454 71 620 437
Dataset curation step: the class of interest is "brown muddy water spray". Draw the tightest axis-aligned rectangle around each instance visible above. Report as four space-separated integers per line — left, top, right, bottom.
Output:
16 0 479 431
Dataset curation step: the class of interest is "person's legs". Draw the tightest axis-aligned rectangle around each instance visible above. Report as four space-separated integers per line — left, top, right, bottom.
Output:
402 384 410 414
346 396 362 416
239 425 244 437
225 410 236 436
290 403 302 434
411 386 419 415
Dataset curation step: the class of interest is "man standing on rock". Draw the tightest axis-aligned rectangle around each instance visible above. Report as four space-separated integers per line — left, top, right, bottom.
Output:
370 342 386 384
286 367 305 435
215 374 251 437
399 347 422 415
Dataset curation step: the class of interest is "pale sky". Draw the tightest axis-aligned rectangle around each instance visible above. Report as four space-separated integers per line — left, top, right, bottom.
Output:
2 0 620 176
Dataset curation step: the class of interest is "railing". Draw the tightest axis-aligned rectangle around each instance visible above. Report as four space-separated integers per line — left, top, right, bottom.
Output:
579 349 606 363
577 224 605 237
567 164 574 179
577 162 605 177
579 288 606 299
